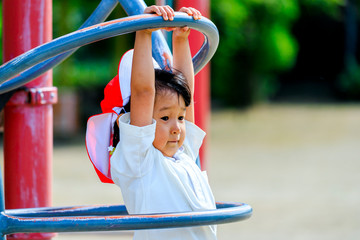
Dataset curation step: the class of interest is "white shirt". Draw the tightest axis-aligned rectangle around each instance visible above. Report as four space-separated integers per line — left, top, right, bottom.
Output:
111 113 217 240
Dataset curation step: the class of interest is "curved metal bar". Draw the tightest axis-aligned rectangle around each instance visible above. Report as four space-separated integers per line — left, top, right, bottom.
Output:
117 0 173 68
5 205 128 218
0 202 252 235
0 0 118 95
0 13 219 94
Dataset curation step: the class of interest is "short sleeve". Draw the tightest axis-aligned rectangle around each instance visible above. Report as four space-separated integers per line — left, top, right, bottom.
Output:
182 121 206 161
110 113 157 179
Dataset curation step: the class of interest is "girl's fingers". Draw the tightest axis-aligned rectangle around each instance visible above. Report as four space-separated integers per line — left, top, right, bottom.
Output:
145 5 202 21
189 7 202 20
145 5 174 21
160 6 175 21
144 6 161 15
179 7 202 20
178 7 190 15
164 5 175 20
173 26 190 39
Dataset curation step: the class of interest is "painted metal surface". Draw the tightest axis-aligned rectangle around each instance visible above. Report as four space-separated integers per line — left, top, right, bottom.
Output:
176 0 210 169
2 0 53 216
4 87 58 106
0 13 219 93
0 0 118 95
0 1 252 238
0 202 252 236
3 1 54 240
0 0 173 94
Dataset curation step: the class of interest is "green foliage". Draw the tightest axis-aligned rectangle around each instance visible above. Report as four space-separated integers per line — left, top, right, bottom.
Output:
211 0 299 107
300 0 345 19
338 60 360 100
52 1 133 88
0 0 355 104
53 58 114 87
336 0 360 99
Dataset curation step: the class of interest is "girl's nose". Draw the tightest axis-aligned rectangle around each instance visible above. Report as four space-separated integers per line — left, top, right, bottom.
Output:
171 122 181 134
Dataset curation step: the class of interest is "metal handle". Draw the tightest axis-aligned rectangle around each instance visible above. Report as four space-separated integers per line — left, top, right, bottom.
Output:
0 13 218 94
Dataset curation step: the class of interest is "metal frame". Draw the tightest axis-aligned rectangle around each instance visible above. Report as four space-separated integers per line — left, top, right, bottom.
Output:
0 202 252 235
0 0 252 238
0 13 219 94
0 4 219 94
0 0 118 95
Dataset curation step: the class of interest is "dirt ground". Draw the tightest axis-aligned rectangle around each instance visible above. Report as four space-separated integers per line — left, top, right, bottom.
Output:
3 103 360 239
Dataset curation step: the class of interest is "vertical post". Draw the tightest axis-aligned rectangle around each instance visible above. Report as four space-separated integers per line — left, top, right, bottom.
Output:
344 0 358 68
156 0 174 49
3 0 55 239
175 0 210 169
0 167 4 240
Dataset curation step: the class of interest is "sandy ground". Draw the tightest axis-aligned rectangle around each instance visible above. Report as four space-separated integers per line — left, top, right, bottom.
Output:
2 103 360 239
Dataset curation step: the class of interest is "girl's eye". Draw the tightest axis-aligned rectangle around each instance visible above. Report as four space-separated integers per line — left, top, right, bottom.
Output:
178 116 184 121
161 116 169 121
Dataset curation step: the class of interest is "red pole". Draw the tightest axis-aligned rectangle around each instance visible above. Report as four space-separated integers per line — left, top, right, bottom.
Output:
3 0 56 239
175 0 210 170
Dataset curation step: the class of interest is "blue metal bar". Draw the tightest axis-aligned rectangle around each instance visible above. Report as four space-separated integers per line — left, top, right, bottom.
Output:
117 0 173 69
0 167 4 240
117 0 146 15
0 13 219 93
0 1 249 238
0 202 252 235
5 205 128 218
0 0 173 94
0 167 4 213
0 0 118 94
155 0 174 50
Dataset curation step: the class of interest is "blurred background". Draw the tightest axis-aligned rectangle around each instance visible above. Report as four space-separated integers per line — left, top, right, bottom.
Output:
1 0 360 239
0 0 354 136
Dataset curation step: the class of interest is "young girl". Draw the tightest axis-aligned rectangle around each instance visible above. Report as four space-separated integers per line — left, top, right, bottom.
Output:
87 5 217 240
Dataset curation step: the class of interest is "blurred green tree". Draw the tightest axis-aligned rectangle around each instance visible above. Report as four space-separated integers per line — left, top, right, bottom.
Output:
1 0 357 105
51 1 138 127
52 0 134 88
211 0 300 107
337 0 360 99
51 1 163 89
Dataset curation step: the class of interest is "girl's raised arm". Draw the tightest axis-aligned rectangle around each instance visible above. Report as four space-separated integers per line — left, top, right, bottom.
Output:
130 30 155 127
130 6 175 127
173 7 201 123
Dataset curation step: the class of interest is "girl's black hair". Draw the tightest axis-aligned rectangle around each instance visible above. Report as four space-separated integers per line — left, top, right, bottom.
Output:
112 99 130 149
113 122 119 148
154 69 191 107
112 68 191 149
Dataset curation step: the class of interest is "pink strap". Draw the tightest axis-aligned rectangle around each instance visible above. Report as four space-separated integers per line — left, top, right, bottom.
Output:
85 113 117 184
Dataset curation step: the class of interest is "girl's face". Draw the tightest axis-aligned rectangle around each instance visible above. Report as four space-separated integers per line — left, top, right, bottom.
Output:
153 91 186 157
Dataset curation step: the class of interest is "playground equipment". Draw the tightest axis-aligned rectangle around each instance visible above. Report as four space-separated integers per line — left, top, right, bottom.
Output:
0 0 252 239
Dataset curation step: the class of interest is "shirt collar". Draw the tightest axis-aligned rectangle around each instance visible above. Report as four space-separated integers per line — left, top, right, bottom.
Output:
166 146 184 162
